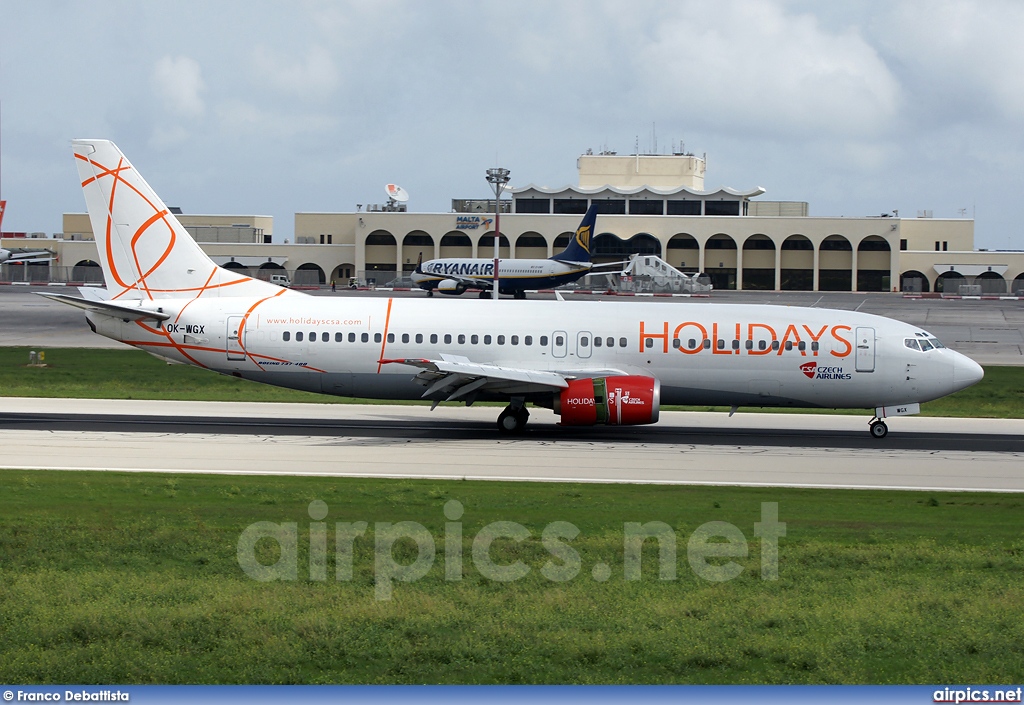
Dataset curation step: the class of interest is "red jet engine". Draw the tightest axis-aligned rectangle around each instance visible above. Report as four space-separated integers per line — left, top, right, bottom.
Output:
554 376 660 426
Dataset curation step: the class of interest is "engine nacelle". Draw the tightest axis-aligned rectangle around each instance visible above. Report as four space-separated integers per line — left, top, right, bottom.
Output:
554 376 660 426
437 279 465 295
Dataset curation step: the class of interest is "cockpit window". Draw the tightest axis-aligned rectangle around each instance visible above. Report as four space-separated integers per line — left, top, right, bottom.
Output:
919 339 934 351
929 338 945 349
904 338 921 351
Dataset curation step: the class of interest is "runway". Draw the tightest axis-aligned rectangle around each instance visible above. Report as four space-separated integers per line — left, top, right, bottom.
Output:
2 398 1023 492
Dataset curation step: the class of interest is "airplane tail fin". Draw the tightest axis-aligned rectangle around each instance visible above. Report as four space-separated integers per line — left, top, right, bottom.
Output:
551 204 597 264
72 139 285 301
414 251 423 274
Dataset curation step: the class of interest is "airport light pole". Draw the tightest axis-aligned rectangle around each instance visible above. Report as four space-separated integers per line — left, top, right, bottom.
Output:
486 167 510 301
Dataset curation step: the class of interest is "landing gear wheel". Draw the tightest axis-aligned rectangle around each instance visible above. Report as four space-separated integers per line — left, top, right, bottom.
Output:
869 420 888 439
479 290 490 299
426 289 434 297
514 290 526 300
497 405 529 434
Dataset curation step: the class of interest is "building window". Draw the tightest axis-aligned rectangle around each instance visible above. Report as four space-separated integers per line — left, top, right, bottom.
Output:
592 199 626 215
629 200 663 215
900 239 908 251
553 199 588 215
667 200 701 215
705 201 741 216
515 199 550 214
943 241 948 251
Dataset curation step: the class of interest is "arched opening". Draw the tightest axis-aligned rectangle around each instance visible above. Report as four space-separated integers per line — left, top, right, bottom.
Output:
515 232 548 258
295 263 326 286
780 235 813 290
439 232 472 258
477 234 510 259
935 270 966 293
331 263 355 283
667 234 699 271
259 261 286 270
818 235 852 291
1012 273 1024 296
741 234 777 290
976 271 1007 294
71 259 103 284
900 270 930 293
553 232 574 253
591 233 661 267
364 230 397 281
402 231 434 272
856 236 892 291
703 234 737 290
221 261 247 270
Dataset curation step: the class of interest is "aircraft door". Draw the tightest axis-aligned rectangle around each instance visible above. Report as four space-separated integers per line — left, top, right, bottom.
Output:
227 315 246 360
552 330 567 358
855 327 875 373
576 331 592 359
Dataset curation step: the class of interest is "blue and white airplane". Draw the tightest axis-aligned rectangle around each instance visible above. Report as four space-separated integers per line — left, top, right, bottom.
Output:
410 205 599 299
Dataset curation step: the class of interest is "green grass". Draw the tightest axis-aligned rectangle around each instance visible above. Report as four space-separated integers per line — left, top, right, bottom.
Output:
1 346 1022 417
0 471 1022 684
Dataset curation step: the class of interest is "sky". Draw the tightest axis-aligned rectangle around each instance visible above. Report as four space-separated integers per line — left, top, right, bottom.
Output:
1 0 1023 249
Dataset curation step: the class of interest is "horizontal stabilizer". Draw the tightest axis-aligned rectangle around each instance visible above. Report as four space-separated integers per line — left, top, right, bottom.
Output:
38 292 171 322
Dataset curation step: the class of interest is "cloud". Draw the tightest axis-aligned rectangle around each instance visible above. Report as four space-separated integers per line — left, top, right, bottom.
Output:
152 55 206 119
250 45 339 98
639 1 901 139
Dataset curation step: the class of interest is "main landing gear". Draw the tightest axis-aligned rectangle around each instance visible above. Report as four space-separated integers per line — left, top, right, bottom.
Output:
497 400 529 434
869 418 888 439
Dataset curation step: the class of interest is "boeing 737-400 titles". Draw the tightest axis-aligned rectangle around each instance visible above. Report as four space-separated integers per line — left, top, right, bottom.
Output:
45 140 984 437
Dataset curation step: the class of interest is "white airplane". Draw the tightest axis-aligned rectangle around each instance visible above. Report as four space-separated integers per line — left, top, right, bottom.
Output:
410 205 600 299
0 248 54 264
45 140 984 438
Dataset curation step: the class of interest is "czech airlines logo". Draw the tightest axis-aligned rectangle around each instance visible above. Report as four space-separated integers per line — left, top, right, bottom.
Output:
800 362 852 380
575 224 591 252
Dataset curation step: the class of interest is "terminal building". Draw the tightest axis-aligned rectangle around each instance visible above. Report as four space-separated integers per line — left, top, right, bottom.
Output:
3 150 1023 294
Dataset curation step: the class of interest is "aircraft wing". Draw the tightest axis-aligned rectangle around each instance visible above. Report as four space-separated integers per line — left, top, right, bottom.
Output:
37 292 171 322
379 354 569 404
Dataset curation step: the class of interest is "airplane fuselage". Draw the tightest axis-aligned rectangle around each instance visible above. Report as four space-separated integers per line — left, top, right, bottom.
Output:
411 258 590 294
88 296 976 411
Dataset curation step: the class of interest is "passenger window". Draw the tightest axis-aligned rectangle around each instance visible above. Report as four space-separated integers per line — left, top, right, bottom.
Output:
785 341 793 351
772 341 780 351
296 332 304 342
606 337 614 348
717 339 725 350
688 338 696 349
335 332 343 342
402 333 410 343
484 335 492 344
471 335 479 344
361 333 369 343
511 335 519 345
703 339 711 349
322 332 329 342
375 333 382 343
283 331 290 342
798 341 805 351
596 337 604 348
498 335 505 345
444 334 452 344
525 336 532 345
758 340 766 351
349 332 356 342
430 334 438 344
745 340 753 350
580 337 588 347
671 338 679 349
555 335 564 346
645 338 654 349
619 338 627 348
540 336 549 346
731 340 740 350
458 334 466 344
811 341 819 351
387 333 394 343
309 331 316 342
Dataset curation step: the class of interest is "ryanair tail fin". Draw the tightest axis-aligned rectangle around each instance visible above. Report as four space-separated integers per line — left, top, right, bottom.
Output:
551 204 597 264
72 139 285 301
